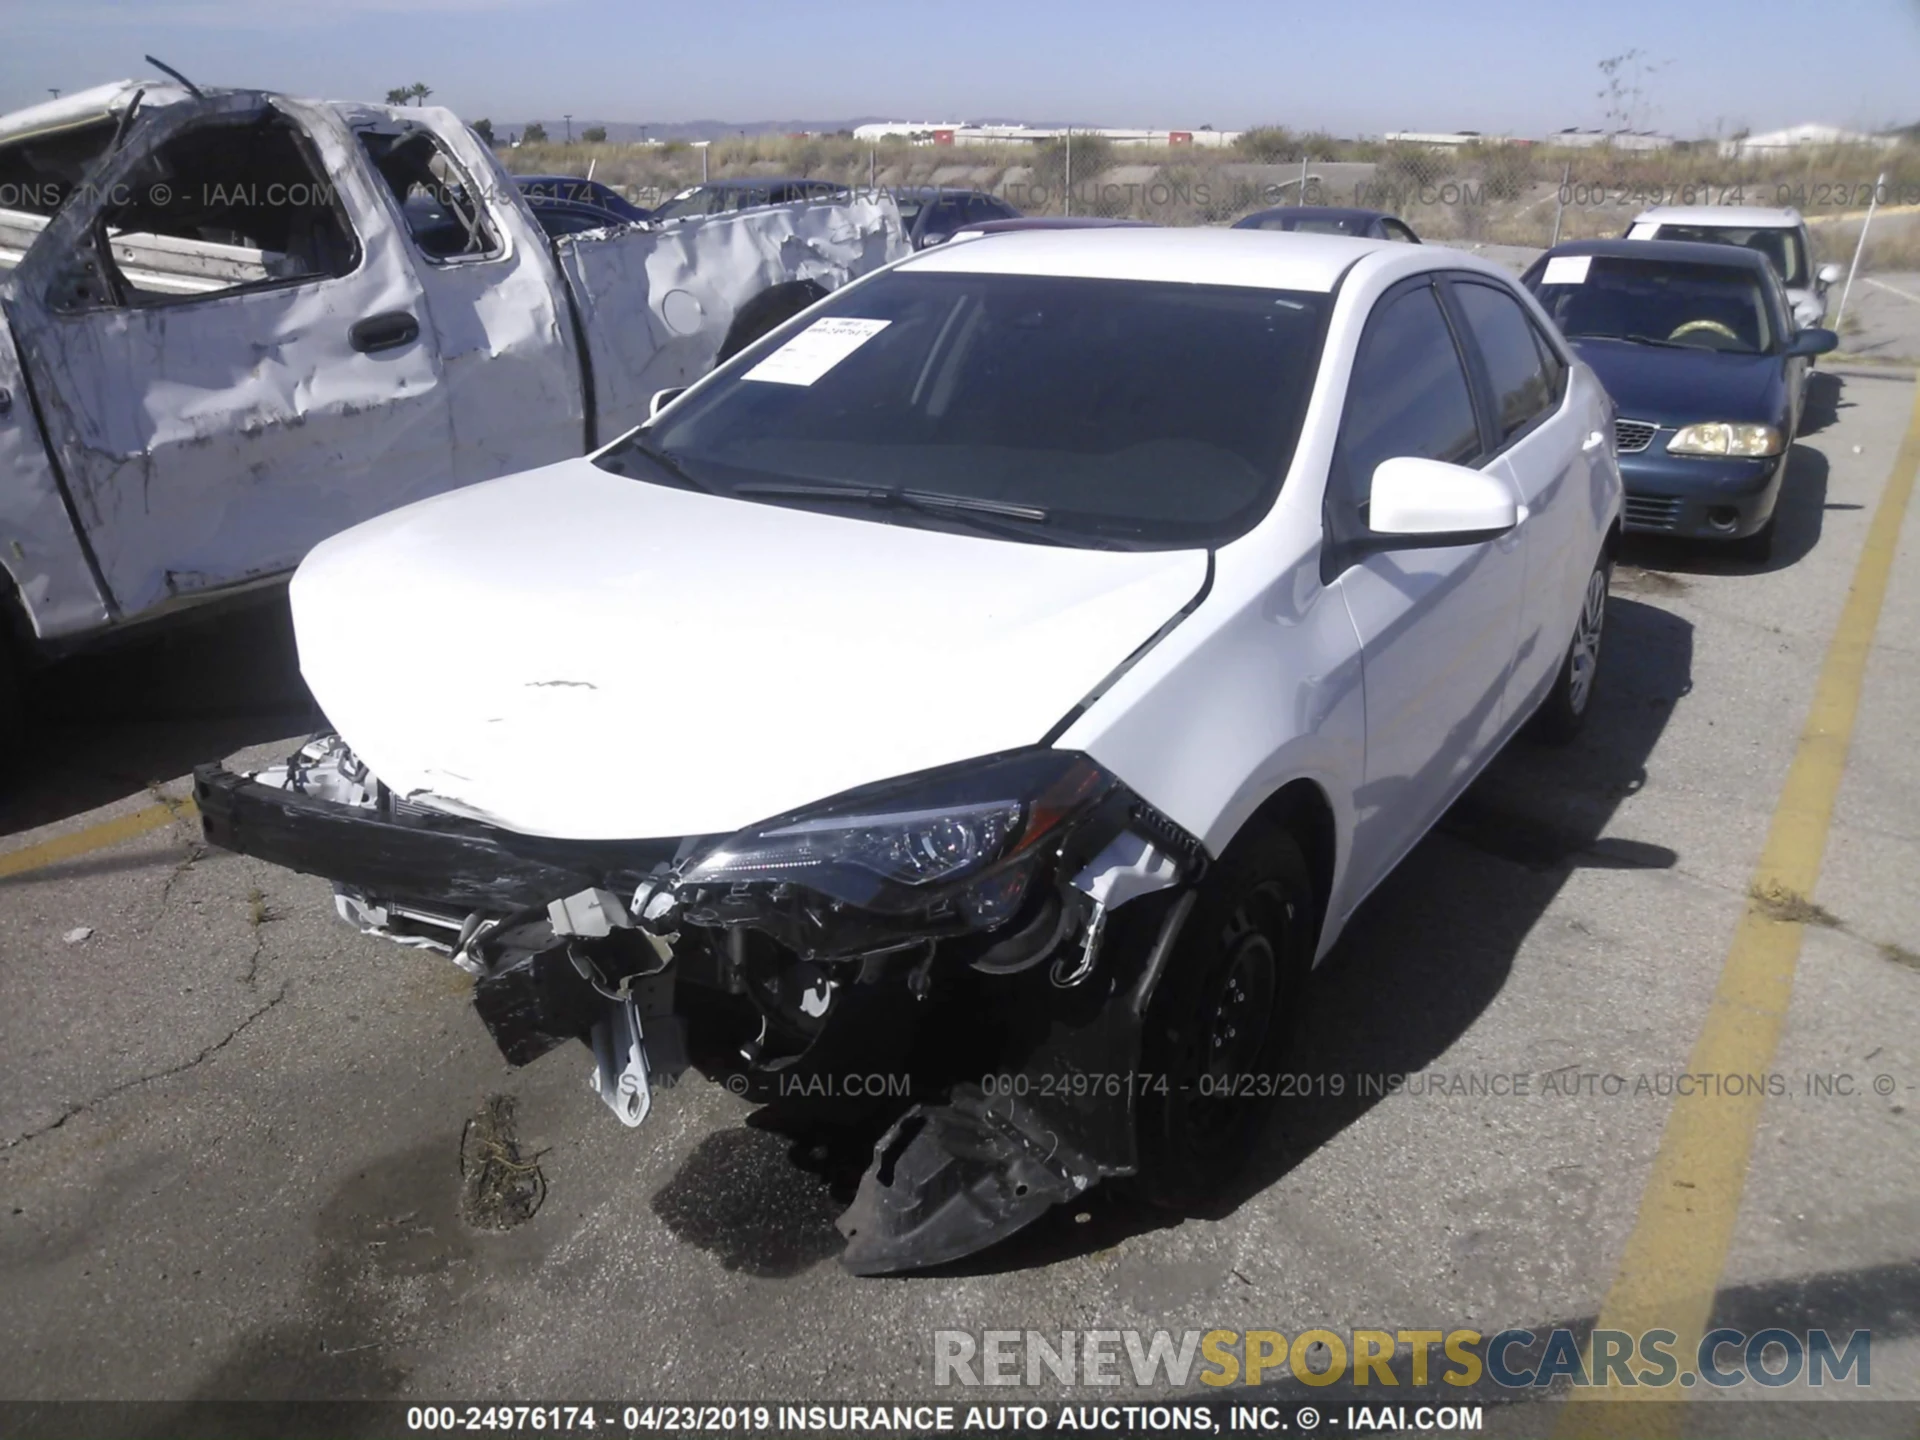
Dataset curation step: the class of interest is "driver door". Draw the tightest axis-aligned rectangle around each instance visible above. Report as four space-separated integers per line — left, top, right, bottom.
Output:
6 93 453 620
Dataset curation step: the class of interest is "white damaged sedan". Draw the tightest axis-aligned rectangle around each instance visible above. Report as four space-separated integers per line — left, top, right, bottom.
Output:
196 227 1622 1272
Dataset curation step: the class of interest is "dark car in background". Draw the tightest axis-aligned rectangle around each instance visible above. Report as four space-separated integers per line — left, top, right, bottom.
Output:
890 187 1021 248
1232 206 1419 242
951 216 1151 237
1523 239 1836 561
651 177 848 223
513 174 653 236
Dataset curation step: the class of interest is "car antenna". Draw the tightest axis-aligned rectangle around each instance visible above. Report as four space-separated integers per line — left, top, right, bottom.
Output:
109 88 145 150
142 55 204 99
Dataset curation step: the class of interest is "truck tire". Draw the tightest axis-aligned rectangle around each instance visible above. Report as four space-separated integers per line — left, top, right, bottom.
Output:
1133 821 1315 1209
715 282 829 364
0 629 25 773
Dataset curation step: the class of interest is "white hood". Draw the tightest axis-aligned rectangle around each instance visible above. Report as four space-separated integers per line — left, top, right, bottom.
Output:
290 458 1208 840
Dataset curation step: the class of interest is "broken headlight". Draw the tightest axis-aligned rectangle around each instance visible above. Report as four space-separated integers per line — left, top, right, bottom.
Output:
675 749 1118 956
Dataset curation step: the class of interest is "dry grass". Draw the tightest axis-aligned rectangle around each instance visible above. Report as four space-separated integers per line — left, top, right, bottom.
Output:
499 133 1920 263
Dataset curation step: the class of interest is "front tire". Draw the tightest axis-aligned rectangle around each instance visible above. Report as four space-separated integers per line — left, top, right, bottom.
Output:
1728 513 1776 564
1134 822 1315 1208
1533 556 1609 744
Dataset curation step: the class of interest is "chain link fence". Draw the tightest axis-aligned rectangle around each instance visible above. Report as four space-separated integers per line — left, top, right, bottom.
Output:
502 132 1920 270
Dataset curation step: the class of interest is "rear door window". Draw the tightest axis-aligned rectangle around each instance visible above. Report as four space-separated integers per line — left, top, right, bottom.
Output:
1450 279 1556 443
358 129 499 262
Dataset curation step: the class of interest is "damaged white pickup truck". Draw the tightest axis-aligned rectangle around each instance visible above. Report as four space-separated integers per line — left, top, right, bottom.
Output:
0 74 902 737
196 228 1622 1273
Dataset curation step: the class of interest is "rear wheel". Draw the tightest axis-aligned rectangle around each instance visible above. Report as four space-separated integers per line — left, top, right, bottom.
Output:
714 282 828 364
1533 557 1609 744
1134 823 1314 1208
0 630 25 776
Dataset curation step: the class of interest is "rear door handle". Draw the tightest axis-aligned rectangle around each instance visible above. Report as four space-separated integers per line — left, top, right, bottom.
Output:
349 311 420 354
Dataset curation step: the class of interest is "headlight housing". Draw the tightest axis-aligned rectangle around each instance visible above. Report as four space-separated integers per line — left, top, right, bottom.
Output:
1667 422 1784 458
675 749 1121 958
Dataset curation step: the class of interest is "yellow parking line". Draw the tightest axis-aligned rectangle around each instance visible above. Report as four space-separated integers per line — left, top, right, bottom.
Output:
0 795 198 881
1558 378 1920 1436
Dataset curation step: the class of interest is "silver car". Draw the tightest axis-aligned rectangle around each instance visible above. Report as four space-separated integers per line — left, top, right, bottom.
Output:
1626 205 1844 330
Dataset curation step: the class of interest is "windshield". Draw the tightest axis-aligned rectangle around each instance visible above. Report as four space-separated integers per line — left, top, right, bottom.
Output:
1527 255 1775 355
596 270 1330 550
651 186 729 221
1647 223 1807 288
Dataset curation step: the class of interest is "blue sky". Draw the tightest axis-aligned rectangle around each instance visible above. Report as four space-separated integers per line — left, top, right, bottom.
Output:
1 0 1915 137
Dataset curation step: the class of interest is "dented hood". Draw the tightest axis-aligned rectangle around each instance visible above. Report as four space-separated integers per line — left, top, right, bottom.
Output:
290 459 1208 841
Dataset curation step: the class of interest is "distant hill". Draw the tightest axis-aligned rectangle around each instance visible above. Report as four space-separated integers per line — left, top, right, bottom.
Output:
498 116 1083 143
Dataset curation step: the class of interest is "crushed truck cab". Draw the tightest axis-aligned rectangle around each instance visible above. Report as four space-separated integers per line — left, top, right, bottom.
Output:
0 74 902 658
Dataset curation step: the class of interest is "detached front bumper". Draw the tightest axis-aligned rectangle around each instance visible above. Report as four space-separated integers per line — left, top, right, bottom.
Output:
194 764 678 915
193 747 1202 1274
1617 447 1783 541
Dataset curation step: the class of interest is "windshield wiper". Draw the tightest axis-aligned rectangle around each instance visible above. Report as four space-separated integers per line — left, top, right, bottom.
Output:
733 479 1049 521
731 479 1054 532
616 435 716 493
1576 332 1704 353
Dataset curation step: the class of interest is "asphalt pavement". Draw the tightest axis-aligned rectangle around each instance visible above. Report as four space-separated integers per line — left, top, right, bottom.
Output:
0 371 1915 1417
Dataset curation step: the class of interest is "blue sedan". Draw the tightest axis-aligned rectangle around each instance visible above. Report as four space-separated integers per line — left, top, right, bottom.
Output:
1522 238 1836 562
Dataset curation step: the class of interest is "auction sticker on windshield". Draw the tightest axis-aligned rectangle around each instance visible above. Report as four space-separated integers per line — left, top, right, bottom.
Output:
1542 255 1592 285
743 317 892 386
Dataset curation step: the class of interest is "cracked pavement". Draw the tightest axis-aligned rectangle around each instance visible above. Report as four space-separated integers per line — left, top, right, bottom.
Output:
0 371 1914 1407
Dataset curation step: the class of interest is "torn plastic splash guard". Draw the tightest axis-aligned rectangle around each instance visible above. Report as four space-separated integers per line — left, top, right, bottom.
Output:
192 751 1205 1274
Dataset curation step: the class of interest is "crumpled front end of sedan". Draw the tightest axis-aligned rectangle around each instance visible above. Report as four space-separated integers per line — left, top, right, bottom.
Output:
195 732 1207 1273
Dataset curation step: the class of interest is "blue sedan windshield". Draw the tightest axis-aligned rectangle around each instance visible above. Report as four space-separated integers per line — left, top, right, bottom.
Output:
1529 256 1774 355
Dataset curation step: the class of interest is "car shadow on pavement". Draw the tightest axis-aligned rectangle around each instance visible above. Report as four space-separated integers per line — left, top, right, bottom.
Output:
898 595 1695 1276
1798 368 1843 436
0 594 320 841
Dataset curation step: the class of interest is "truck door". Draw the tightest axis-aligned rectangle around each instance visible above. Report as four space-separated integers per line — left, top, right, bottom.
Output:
350 117 586 481
5 92 454 620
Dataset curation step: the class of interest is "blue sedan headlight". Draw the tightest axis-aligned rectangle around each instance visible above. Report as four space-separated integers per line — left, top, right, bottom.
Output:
1667 422 1784 458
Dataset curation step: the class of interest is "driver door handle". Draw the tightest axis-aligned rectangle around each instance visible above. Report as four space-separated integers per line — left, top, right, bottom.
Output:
1583 430 1607 451
349 311 420 354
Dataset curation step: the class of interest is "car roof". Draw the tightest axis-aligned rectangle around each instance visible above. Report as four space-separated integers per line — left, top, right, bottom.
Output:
1630 205 1806 229
1540 237 1776 273
902 226 1410 291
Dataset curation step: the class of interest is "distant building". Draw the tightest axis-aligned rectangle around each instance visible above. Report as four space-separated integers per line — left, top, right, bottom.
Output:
850 121 1242 148
1547 128 1676 151
851 122 969 141
1382 131 1509 149
1719 123 1899 158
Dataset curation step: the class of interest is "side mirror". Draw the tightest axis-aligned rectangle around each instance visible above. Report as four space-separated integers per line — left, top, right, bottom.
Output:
1369 457 1520 544
919 232 951 248
1816 262 1843 288
648 386 687 419
1786 327 1839 358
